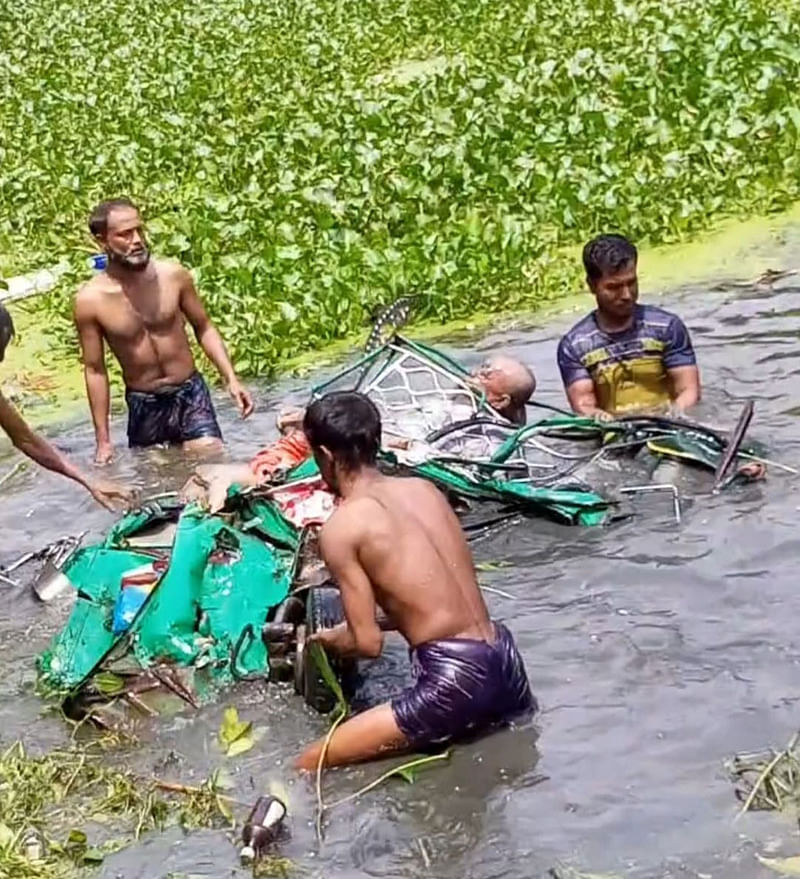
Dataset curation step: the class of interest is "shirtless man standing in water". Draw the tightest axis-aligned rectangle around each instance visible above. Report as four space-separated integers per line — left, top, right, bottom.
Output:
74 198 253 464
294 391 535 770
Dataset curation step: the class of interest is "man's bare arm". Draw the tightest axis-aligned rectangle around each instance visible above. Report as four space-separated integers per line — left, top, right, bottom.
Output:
0 391 133 511
74 292 113 464
565 379 613 421
315 511 383 659
178 268 254 418
180 463 259 512
667 365 701 412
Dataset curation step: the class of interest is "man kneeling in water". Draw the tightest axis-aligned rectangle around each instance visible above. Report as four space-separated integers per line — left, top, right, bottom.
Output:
294 391 536 769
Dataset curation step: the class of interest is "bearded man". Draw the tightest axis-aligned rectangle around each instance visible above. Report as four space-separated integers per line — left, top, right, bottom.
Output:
74 198 253 463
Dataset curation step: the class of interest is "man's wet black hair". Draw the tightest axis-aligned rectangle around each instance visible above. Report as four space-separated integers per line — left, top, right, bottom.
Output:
583 234 637 281
89 197 138 238
304 391 381 470
0 302 15 360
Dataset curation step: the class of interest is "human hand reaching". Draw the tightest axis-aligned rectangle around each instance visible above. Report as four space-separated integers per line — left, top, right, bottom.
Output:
88 478 137 512
228 379 254 418
738 461 766 480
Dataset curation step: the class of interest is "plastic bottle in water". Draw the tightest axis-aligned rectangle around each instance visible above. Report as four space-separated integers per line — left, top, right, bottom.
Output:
240 795 287 864
87 253 108 271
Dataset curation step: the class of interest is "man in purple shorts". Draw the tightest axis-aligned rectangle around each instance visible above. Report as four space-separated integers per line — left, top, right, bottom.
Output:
294 391 535 770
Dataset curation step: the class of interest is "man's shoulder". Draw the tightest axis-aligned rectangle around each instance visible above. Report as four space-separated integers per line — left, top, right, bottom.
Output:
75 274 117 309
637 303 689 336
638 303 685 325
319 499 373 550
153 259 190 282
322 497 370 528
559 311 600 352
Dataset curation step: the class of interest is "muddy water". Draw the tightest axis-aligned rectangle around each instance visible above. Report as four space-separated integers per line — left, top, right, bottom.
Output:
2 277 800 879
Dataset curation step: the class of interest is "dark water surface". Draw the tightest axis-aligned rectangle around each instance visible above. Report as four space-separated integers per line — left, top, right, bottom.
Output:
2 279 800 878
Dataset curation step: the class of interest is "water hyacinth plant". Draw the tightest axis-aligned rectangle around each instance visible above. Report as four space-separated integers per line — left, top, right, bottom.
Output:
0 0 798 375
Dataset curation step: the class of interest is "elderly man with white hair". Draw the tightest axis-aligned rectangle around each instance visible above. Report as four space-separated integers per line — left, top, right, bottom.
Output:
466 354 537 425
181 352 538 512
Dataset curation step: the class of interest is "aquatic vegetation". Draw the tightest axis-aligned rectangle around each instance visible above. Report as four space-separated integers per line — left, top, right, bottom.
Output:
0 740 231 877
0 0 799 374
727 730 800 815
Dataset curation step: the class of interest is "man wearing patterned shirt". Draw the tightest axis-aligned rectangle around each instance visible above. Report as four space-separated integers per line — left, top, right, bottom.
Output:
557 234 700 419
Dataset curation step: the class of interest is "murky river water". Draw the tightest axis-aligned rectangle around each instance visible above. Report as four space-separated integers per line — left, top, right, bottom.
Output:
2 276 800 879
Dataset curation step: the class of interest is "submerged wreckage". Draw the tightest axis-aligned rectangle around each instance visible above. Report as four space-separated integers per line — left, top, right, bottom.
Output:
28 333 768 722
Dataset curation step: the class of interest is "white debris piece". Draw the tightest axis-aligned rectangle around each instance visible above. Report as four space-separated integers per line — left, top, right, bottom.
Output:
0 261 71 303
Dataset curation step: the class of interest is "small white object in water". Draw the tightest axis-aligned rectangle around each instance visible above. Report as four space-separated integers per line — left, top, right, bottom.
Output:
240 844 256 865
21 828 44 861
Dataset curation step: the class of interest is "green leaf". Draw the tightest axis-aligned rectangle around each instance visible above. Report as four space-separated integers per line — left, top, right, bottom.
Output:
279 301 298 321
216 794 234 823
209 766 235 791
475 560 512 571
168 234 191 252
757 855 800 876
218 707 263 756
0 822 14 849
219 706 251 747
309 642 347 713
389 750 452 784
93 671 125 695
727 118 749 138
391 765 419 784
83 848 105 863
226 733 255 757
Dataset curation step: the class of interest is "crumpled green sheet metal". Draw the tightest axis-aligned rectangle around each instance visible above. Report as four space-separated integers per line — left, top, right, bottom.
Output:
37 497 298 696
491 414 764 475
37 548 155 694
283 454 613 526
643 432 766 472
406 458 611 526
128 506 293 672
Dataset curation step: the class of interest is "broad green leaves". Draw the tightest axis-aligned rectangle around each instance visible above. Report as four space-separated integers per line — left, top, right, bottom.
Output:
1 0 799 375
218 706 265 757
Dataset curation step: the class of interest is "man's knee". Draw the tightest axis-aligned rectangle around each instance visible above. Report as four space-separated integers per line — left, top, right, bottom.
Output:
183 436 223 456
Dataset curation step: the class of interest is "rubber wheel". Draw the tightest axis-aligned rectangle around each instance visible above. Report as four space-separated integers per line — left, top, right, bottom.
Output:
296 586 353 714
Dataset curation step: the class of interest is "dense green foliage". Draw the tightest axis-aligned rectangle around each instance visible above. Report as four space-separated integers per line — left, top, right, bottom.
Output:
1 0 799 374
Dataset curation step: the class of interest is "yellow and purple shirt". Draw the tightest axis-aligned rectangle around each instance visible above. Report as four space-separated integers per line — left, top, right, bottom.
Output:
557 304 696 413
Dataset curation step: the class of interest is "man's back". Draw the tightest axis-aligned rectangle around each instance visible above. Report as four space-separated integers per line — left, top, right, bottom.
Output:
296 390 534 769
326 473 493 648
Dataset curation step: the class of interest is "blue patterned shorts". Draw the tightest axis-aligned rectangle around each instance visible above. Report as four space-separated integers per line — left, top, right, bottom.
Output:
125 371 222 448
